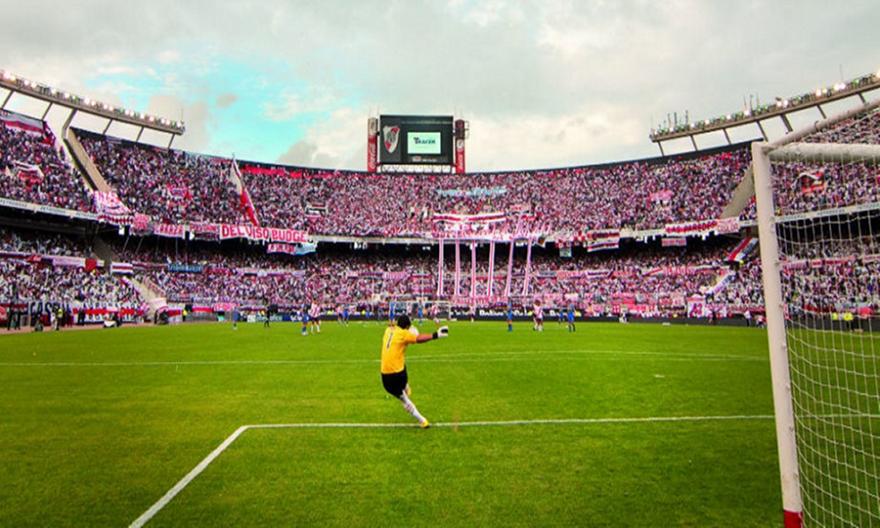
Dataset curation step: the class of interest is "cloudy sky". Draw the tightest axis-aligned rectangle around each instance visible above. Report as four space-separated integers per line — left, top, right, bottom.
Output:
1 0 877 170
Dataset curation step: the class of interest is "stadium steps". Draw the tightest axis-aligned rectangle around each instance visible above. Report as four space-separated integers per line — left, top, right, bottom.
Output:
720 166 754 219
65 128 114 193
93 236 167 315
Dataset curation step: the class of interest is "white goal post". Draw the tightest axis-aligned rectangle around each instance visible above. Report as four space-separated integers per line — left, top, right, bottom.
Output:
753 97 880 528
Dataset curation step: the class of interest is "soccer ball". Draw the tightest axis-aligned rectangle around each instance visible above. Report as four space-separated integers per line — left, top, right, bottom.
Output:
409 326 419 337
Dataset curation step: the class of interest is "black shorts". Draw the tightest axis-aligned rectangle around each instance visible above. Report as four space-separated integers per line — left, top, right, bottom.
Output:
381 369 408 397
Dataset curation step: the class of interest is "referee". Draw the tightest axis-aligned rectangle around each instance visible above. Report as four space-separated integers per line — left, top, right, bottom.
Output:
380 315 448 428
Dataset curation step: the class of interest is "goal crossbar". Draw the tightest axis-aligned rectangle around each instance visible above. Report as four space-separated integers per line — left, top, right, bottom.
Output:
767 142 880 163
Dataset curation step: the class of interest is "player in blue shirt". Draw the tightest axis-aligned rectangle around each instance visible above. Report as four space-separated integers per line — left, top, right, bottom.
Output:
507 304 514 332
301 305 309 336
567 303 576 332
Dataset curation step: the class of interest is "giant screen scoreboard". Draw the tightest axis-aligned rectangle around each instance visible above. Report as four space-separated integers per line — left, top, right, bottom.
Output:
378 115 454 165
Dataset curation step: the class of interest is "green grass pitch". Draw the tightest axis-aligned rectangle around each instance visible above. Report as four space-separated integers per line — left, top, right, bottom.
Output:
0 320 784 527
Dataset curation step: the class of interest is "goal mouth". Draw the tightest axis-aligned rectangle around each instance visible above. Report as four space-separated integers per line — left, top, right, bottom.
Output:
753 99 880 528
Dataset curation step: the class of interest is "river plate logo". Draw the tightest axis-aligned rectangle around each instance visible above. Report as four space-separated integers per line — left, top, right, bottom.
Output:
383 125 400 153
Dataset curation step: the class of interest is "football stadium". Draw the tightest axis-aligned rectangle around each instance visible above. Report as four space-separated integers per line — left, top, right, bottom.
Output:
1 3 878 527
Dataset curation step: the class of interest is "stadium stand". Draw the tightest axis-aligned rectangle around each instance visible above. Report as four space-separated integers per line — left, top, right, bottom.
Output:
90 234 759 317
0 110 92 211
239 145 751 236
74 129 245 225
2 86 879 324
803 108 880 144
0 228 143 320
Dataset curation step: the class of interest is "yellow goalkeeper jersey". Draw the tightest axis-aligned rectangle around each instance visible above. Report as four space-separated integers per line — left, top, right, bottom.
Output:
380 326 418 374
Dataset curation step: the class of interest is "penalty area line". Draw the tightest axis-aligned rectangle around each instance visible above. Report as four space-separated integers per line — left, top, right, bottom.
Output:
128 413 774 527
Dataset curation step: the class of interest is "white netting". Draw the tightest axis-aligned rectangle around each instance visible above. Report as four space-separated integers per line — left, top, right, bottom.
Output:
768 132 880 527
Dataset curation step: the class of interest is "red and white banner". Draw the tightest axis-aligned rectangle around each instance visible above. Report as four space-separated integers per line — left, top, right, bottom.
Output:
783 256 855 273
0 110 45 136
93 191 133 224
587 240 619 252
240 165 306 179
219 224 309 244
455 138 466 174
12 162 44 188
233 267 298 277
110 262 133 275
46 255 101 270
267 243 297 255
190 222 220 239
715 217 740 234
433 212 506 225
662 237 687 247
555 269 612 280
665 217 740 237
240 189 260 226
643 265 717 277
432 212 508 237
665 219 716 236
571 229 621 245
154 223 186 239
367 117 379 173
213 302 236 313
800 169 826 194
687 295 707 318
132 213 152 234
704 270 735 296
727 237 758 263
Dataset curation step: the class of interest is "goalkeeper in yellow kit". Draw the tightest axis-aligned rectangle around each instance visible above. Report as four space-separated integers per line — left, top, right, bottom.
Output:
380 314 449 428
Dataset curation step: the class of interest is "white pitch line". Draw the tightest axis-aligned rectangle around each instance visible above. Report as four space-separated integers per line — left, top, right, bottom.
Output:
249 414 778 430
0 348 765 368
129 425 249 528
128 413 776 527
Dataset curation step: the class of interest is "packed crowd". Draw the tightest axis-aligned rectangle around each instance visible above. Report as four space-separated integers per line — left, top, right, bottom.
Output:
125 237 742 310
76 129 244 224
772 160 880 216
706 258 764 309
751 109 880 219
112 239 304 270
146 269 307 306
0 259 141 305
0 228 141 308
781 231 880 313
0 114 91 211
240 147 751 236
780 233 880 261
5 219 880 318
0 227 88 256
804 109 880 145
784 261 880 315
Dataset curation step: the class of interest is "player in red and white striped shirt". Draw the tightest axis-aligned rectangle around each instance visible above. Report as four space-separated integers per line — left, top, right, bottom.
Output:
533 300 544 332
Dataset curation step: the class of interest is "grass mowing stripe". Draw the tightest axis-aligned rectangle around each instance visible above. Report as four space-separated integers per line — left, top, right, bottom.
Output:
0 348 767 368
130 414 779 527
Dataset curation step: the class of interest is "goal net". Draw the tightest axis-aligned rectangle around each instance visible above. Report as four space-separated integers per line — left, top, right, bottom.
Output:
754 104 880 528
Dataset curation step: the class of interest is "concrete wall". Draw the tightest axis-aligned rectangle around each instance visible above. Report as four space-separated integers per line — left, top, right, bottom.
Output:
721 167 755 219
65 128 113 193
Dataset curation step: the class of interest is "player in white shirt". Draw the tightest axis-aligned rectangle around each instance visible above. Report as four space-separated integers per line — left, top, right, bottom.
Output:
309 303 322 334
533 300 544 332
